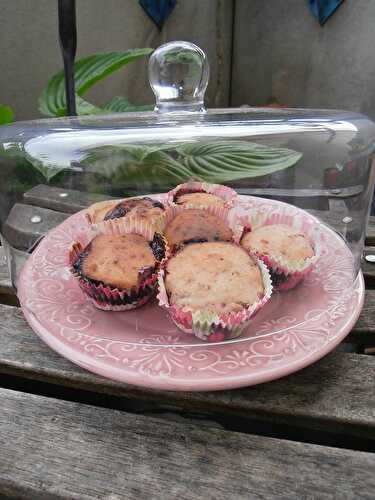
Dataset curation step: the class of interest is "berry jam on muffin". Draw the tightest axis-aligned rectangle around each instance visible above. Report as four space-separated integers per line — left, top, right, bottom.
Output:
70 232 167 310
165 242 264 315
167 181 237 209
241 224 315 290
164 209 233 250
87 197 165 228
103 197 164 222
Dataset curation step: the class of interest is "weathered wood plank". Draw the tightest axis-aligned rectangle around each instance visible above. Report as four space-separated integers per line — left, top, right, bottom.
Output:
25 184 361 216
349 288 375 342
23 185 113 214
362 247 375 287
20 186 375 247
3 203 68 250
0 387 374 500
0 304 374 438
0 247 12 294
366 216 375 246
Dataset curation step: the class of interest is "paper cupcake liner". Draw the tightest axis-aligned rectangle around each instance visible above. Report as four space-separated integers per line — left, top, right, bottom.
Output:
88 212 162 242
85 199 124 225
164 203 244 248
157 257 273 341
166 181 237 210
238 208 321 291
69 223 169 311
87 198 166 236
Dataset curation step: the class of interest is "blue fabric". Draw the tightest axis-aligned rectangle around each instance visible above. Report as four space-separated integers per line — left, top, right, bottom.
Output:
139 0 177 29
308 0 344 26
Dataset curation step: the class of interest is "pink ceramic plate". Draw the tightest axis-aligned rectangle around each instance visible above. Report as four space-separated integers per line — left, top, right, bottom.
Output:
18 195 364 391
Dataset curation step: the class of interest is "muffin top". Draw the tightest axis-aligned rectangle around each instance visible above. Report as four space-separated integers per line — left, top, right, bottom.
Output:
77 234 156 290
175 192 225 208
165 242 264 314
86 199 123 224
241 224 314 262
103 197 164 222
87 197 164 224
164 209 233 249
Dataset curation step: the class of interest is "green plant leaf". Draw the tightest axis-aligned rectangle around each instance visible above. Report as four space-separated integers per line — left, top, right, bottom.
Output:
175 141 303 182
103 96 153 113
0 105 14 125
38 48 153 117
0 141 65 182
55 95 105 116
79 140 302 191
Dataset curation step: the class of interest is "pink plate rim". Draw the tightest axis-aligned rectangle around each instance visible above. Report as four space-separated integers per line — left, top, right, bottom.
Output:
20 274 364 391
18 194 364 391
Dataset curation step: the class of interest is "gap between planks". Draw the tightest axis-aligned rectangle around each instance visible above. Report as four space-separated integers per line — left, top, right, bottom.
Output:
0 387 375 500
0 304 374 441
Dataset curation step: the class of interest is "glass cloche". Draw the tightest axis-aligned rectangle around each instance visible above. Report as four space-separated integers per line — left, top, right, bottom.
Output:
0 41 373 390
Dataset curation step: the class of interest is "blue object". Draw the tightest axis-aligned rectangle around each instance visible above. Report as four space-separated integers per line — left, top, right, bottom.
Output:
308 0 344 26
139 0 177 29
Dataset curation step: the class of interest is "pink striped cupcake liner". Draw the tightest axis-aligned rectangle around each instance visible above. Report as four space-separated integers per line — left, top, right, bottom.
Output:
69 220 169 311
239 208 321 291
86 198 166 236
157 256 273 341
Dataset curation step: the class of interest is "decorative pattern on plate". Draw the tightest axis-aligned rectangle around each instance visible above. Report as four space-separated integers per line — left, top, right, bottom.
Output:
18 194 364 391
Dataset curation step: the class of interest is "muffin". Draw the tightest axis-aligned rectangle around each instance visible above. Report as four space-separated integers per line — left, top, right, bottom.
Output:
164 208 233 251
86 196 165 234
158 241 272 341
70 232 167 311
241 223 316 291
167 181 237 210
175 192 226 208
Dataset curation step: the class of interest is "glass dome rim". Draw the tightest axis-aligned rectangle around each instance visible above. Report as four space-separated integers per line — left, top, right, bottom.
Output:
1 105 374 135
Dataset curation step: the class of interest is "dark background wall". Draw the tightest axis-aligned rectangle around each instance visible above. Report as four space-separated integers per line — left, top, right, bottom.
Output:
1 0 375 120
231 0 375 117
0 0 233 120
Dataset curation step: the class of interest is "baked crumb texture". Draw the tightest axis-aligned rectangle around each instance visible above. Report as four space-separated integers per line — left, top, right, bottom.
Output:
86 197 165 234
241 223 316 291
164 208 233 251
158 241 272 341
70 232 167 311
166 181 237 209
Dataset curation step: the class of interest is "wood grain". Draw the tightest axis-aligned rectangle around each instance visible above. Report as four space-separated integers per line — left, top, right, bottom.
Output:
24 185 113 214
0 304 374 438
366 217 375 246
0 387 374 500
3 203 68 251
0 247 12 294
362 247 375 287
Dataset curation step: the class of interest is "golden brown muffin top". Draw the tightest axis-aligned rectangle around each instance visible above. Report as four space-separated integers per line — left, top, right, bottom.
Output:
86 199 123 224
175 192 225 208
81 234 156 290
103 197 164 222
164 209 233 249
241 224 314 262
165 242 264 314
87 197 164 224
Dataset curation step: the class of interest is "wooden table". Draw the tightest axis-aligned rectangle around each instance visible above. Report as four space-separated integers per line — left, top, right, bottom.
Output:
0 186 375 499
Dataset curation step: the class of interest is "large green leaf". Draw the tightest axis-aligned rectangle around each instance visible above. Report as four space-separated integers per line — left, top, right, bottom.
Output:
39 49 153 117
0 141 65 182
0 105 14 125
79 140 302 190
175 141 303 182
103 96 153 113
54 95 105 116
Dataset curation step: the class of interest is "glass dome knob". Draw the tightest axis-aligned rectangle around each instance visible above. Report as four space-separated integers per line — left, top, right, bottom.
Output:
148 41 209 114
